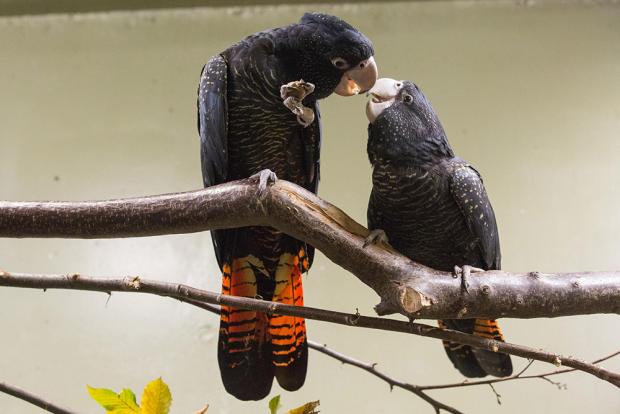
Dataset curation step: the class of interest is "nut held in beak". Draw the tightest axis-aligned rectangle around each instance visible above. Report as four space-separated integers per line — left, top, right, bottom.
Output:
335 56 378 96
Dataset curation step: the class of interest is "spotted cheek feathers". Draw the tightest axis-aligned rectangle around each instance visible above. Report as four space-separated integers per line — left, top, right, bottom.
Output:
368 105 419 164
296 57 342 99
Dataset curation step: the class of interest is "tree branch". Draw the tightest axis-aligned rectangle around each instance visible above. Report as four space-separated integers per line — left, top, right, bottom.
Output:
179 295 463 413
169 297 620 409
1 272 618 389
3 292 617 414
0 381 77 414
1 176 618 320
307 341 463 414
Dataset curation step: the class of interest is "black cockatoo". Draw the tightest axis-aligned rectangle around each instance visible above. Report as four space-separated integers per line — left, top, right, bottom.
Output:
197 13 377 400
365 78 513 378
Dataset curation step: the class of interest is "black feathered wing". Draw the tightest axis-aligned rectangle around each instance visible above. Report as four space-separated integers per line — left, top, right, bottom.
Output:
199 55 275 400
198 55 231 270
449 164 500 270
443 164 512 378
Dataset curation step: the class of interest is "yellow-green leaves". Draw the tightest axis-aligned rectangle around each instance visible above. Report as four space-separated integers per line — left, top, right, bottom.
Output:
269 395 281 414
88 378 172 414
140 378 172 414
268 395 320 414
87 387 140 413
286 400 320 414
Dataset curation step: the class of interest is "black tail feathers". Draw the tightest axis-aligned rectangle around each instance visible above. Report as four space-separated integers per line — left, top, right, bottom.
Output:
439 319 513 378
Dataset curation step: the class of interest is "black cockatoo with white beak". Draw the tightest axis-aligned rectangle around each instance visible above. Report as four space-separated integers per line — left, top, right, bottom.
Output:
366 78 513 378
198 12 377 400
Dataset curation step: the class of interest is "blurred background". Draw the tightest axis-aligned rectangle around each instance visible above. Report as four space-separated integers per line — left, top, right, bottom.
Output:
0 1 619 413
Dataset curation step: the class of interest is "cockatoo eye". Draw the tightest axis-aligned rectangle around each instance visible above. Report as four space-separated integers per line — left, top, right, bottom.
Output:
331 57 350 70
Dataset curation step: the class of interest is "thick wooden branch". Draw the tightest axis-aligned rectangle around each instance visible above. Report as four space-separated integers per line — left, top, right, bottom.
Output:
1 272 618 389
1 175 618 320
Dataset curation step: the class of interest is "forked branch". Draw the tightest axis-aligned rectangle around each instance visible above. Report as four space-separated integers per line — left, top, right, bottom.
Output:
0 175 618 320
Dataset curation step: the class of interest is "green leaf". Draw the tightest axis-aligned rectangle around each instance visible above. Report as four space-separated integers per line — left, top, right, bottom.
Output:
119 389 140 411
87 385 140 413
286 400 320 414
269 395 281 414
140 378 172 414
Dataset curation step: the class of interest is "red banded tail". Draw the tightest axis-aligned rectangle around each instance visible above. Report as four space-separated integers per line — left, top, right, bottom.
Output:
270 249 308 390
217 249 309 400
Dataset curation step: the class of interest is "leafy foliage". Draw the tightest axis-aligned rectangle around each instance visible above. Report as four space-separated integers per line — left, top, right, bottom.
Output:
89 378 319 414
269 395 282 414
87 387 140 413
88 378 172 414
286 400 320 414
269 395 320 414
140 378 172 414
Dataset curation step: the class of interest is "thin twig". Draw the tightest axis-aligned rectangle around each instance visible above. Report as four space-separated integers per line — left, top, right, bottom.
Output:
1 272 618 389
488 383 501 405
174 297 620 410
307 341 463 414
0 382 77 414
180 297 462 413
419 351 620 391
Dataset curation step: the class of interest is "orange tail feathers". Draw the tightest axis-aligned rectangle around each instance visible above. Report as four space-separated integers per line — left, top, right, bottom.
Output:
218 258 273 401
217 249 309 400
471 319 512 377
270 249 308 390
473 318 505 341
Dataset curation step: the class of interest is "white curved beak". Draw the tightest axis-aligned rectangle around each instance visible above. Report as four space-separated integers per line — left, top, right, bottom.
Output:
334 56 378 96
365 78 404 123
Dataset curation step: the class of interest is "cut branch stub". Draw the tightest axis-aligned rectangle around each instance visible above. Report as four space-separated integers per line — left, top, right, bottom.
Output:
400 285 433 315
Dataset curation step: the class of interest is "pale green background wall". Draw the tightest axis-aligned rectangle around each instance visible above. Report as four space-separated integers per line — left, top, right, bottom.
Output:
1 2 619 413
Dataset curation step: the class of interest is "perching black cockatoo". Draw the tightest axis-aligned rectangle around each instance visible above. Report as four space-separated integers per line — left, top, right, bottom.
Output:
365 78 513 378
198 13 377 400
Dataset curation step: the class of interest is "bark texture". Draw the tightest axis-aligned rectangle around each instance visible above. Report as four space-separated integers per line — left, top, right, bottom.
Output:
1 175 619 319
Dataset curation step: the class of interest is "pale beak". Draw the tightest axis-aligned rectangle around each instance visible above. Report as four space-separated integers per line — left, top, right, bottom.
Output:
365 78 404 123
335 56 378 96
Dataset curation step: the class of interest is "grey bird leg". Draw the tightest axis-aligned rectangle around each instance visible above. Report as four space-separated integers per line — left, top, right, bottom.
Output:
280 80 316 127
250 169 278 198
454 265 485 293
363 229 390 248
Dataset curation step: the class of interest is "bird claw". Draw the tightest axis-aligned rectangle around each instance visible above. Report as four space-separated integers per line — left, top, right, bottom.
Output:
296 105 315 127
280 79 315 100
453 265 484 293
281 80 316 127
363 229 390 248
251 169 277 198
